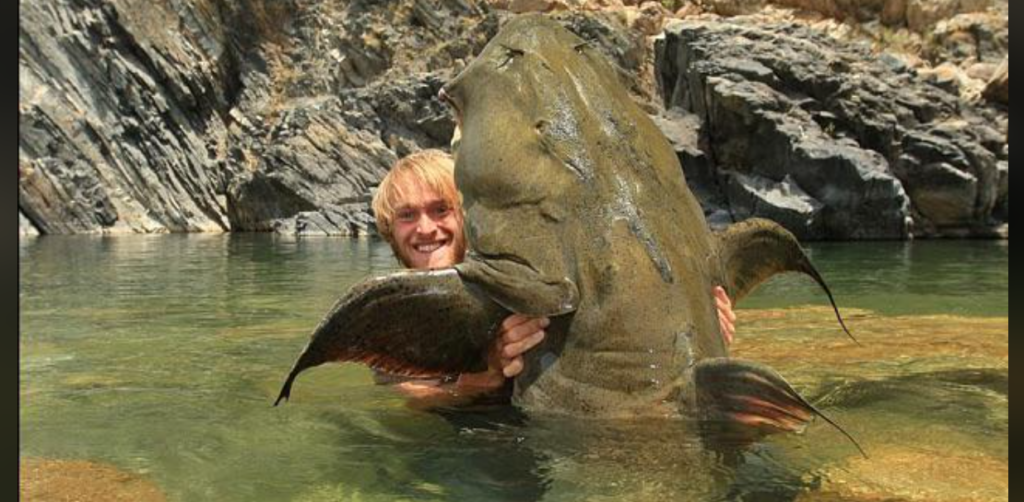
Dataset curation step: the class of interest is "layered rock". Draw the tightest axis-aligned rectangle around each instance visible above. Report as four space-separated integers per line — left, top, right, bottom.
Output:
656 19 1007 238
19 0 1008 239
689 0 1009 104
18 0 496 235
19 0 236 233
19 0 651 236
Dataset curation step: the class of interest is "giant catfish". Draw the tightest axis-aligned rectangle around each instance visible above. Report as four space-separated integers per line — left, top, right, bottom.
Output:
276 14 859 446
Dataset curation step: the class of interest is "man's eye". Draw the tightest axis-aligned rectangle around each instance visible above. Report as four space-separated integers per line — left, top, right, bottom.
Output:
429 204 454 218
396 211 417 222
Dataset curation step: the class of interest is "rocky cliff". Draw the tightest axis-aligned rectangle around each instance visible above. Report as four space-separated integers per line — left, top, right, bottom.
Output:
19 0 1008 239
656 18 1007 239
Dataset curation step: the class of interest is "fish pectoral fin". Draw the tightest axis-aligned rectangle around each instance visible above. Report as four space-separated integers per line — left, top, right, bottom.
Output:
455 255 579 317
275 268 510 406
693 358 867 457
715 218 857 344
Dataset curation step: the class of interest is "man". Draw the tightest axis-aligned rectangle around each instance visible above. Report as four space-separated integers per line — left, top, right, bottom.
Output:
370 149 736 405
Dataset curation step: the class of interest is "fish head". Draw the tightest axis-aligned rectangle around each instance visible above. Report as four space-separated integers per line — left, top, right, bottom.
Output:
439 15 633 209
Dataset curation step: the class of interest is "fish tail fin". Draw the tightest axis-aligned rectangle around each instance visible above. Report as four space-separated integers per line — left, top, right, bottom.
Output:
693 358 867 458
716 218 857 345
274 368 300 406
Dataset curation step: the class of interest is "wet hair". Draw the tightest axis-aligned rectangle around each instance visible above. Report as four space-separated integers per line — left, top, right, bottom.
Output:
372 149 464 246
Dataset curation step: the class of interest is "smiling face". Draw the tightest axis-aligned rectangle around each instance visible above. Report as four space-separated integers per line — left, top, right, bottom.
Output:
372 150 467 270
390 176 465 269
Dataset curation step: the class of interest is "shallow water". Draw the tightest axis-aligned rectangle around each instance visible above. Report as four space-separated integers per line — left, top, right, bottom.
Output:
20 235 1008 501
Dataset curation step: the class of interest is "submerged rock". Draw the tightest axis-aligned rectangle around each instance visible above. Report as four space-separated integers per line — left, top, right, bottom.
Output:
796 447 1008 502
20 458 167 502
737 307 1007 502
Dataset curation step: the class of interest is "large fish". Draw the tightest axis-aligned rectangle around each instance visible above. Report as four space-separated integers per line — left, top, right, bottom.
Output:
276 14 858 447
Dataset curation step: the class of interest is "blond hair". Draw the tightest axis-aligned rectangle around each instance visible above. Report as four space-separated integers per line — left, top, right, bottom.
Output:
372 149 464 245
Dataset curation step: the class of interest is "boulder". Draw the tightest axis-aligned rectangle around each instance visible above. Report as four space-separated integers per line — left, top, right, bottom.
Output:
917 62 969 96
982 57 1008 104
966 61 999 82
19 211 39 237
632 2 671 36
582 0 627 10
725 172 825 239
880 0 909 26
907 0 991 32
992 160 1008 220
651 110 731 222
657 21 913 239
655 19 1007 238
924 12 1008 65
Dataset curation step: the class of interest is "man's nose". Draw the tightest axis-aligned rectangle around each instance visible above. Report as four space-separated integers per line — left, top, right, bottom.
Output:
416 214 438 234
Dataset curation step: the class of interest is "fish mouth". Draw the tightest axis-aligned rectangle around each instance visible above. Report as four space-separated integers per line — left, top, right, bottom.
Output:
438 87 462 125
438 87 463 152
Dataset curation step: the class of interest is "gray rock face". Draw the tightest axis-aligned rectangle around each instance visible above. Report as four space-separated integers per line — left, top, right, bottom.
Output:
20 0 235 234
656 19 1007 239
17 0 490 235
19 0 654 237
19 1 1007 240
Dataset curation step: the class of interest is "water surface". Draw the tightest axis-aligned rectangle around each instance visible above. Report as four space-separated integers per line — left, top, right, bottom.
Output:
20 235 1008 501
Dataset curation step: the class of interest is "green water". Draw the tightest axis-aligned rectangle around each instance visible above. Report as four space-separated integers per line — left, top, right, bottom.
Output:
19 235 1008 501
739 240 1009 318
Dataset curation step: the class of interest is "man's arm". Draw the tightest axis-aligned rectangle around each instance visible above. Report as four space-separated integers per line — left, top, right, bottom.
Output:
389 314 549 409
453 314 548 388
714 286 737 345
390 289 736 408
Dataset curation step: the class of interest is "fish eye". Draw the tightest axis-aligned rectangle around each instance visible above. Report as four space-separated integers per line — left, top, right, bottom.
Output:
498 44 525 69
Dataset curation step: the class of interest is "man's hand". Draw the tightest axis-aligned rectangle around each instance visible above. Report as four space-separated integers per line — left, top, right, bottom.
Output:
496 314 549 378
454 314 548 391
713 286 737 345
448 292 732 404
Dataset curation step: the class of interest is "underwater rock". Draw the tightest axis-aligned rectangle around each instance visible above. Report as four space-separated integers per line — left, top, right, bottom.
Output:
795 447 1008 502
20 458 167 502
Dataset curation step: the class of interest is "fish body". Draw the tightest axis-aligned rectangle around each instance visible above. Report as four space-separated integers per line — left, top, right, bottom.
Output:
278 15 859 449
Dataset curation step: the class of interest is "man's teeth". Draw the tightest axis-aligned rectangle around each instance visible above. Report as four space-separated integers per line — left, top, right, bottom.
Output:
415 243 443 253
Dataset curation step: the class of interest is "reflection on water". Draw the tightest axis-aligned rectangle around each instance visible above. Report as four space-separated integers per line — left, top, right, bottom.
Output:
20 235 1008 501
